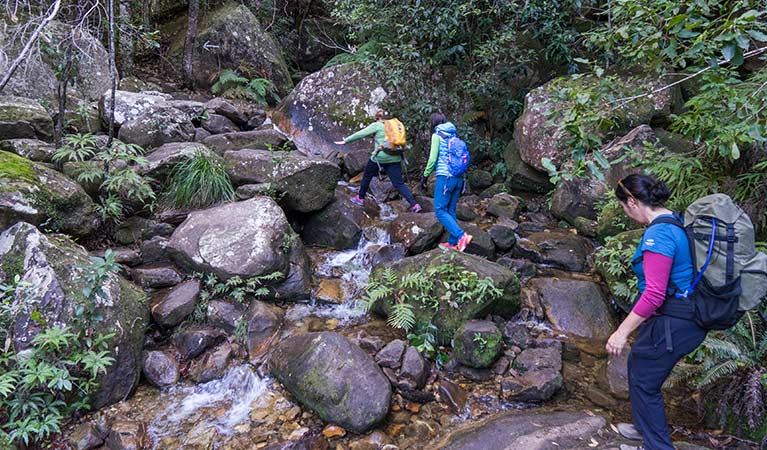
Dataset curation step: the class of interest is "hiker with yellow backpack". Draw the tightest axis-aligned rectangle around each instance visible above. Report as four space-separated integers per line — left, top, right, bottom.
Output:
335 110 422 213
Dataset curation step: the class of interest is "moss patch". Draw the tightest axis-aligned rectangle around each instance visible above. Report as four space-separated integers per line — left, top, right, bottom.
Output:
0 150 38 184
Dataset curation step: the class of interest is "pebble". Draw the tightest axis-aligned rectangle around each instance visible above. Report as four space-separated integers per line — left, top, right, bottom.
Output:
323 424 347 439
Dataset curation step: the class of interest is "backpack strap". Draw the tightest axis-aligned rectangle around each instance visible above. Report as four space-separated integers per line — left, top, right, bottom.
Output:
725 223 736 283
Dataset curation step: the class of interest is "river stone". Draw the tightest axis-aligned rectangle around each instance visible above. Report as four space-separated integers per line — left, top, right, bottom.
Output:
487 193 524 220
501 368 563 402
167 197 291 280
488 223 517 251
0 151 98 237
100 90 173 128
515 73 678 172
204 98 248 126
93 247 142 267
114 216 174 245
165 3 292 95
118 105 195 149
270 332 392 433
105 420 148 450
456 222 496 259
502 322 533 349
389 212 443 255
453 320 503 369
173 325 226 360
375 339 406 369
272 235 312 301
513 231 593 272
206 300 245 333
0 138 56 162
372 249 520 343
140 236 170 264
201 113 238 134
203 129 287 154
142 350 180 387
130 264 183 288
0 223 149 409
502 140 554 194
189 342 236 383
341 147 371 176
151 279 200 327
245 300 283 361
399 346 427 390
514 347 562 373
224 149 341 213
522 277 617 339
138 142 218 181
438 379 468 414
467 170 493 193
69 423 105 450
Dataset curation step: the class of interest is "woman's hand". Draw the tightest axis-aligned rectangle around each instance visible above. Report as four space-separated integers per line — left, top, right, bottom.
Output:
334 140 345 145
606 330 628 356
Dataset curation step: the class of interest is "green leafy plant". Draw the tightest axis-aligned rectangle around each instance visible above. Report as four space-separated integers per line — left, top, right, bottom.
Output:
595 234 640 313
162 151 235 210
190 271 284 323
52 133 98 164
211 69 280 105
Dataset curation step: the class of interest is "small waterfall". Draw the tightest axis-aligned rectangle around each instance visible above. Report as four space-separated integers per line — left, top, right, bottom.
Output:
147 365 268 448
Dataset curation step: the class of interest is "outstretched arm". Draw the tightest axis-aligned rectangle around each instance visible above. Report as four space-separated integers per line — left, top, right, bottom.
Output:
339 122 379 144
423 134 440 178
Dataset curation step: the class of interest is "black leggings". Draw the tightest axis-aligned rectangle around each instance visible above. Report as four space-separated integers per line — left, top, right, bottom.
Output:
358 160 417 206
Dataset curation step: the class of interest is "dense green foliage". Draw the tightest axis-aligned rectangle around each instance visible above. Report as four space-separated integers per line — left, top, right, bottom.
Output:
211 70 281 105
190 271 284 323
162 151 235 210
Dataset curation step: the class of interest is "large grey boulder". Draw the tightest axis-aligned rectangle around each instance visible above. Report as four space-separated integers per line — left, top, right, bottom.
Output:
372 249 520 343
202 129 286 154
118 105 195 149
513 231 593 272
389 212 443 255
100 90 173 128
301 187 378 250
0 96 54 141
270 332 391 433
0 138 56 162
167 197 293 280
0 223 149 409
0 150 98 237
224 149 341 213
502 141 553 194
151 279 200 327
522 277 617 339
138 142 218 181
515 74 678 172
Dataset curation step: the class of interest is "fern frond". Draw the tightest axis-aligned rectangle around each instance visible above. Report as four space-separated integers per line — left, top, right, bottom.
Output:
387 302 416 331
697 360 740 387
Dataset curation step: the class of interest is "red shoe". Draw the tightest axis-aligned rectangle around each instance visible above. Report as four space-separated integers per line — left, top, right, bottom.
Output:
439 242 457 250
455 233 473 252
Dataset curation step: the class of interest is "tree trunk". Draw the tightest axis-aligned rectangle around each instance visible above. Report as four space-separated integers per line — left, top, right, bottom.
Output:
118 0 134 76
55 39 75 147
182 0 200 88
107 0 118 145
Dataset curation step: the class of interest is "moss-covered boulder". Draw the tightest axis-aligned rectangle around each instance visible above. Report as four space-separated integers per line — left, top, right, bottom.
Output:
0 139 56 162
0 222 149 409
514 74 679 172
117 105 195 149
164 3 292 95
270 332 391 433
372 249 520 343
0 96 54 141
452 320 503 368
0 151 98 237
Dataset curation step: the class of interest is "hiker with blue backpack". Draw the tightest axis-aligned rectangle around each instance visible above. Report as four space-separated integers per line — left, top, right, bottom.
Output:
420 113 472 252
606 174 767 450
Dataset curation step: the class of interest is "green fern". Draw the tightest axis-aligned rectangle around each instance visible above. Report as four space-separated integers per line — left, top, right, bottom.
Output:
210 70 280 105
387 302 416 331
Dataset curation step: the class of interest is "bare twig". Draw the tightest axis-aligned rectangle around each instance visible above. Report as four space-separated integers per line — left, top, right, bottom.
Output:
0 0 62 92
107 0 117 145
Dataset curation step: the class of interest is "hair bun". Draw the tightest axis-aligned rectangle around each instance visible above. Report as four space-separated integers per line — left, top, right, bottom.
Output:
648 180 671 206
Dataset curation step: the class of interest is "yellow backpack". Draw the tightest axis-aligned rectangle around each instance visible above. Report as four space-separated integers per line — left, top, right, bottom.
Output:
380 118 406 154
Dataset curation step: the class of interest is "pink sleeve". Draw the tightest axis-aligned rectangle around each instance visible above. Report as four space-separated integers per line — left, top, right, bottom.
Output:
632 251 674 318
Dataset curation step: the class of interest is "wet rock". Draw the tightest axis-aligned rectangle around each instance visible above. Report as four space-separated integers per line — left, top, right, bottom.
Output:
455 203 477 222
467 170 493 193
142 350 180 387
202 113 239 134
172 326 226 360
399 346 427 390
516 221 545 235
203 129 287 154
0 96 54 141
488 223 517 251
140 236 170 264
138 142 218 182
453 320 503 369
114 216 174 245
271 235 312 301
495 257 536 279
502 322 533 349
458 365 493 382
373 249 520 343
457 222 496 259
492 355 511 375
246 300 283 360
357 335 386 353
315 278 345 303
130 264 183 288
369 243 407 267
207 300 245 333
437 379 467 414
0 223 148 408
0 151 98 237
224 149 341 213
550 177 606 224
574 216 598 238
105 420 147 450
502 140 553 194
167 197 292 279
204 98 247 126
515 73 677 172
151 279 200 327
93 247 142 267
270 332 392 433
69 423 105 450
375 339 406 369
389 212 443 255
430 409 606 449
348 430 394 450
189 342 236 383
522 277 617 339
302 187 378 250
513 231 593 272
0 138 55 162
514 347 562 373
340 147 371 176
500 368 562 402
487 193 524 221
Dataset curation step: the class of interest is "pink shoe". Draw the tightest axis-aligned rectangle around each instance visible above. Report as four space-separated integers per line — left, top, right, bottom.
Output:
455 233 473 252
439 242 457 250
410 203 422 213
350 195 364 206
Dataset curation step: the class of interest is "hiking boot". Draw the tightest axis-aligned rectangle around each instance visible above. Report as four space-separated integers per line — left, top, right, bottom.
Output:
410 203 422 213
350 195 364 206
455 233 473 252
617 423 642 441
439 242 457 250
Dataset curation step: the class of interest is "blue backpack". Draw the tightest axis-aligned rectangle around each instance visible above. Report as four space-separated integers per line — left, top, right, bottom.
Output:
446 136 470 177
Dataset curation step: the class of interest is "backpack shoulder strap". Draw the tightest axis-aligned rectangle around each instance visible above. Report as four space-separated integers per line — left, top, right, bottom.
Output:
649 215 684 229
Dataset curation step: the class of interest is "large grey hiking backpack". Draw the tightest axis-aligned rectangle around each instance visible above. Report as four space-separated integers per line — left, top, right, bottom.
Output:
656 194 767 330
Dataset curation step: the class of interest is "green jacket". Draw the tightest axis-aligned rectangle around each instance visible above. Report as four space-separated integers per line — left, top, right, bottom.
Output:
343 121 402 165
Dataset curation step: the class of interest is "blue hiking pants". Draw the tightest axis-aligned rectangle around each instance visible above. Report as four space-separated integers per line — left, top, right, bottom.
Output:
434 175 465 245
359 160 417 207
628 315 707 450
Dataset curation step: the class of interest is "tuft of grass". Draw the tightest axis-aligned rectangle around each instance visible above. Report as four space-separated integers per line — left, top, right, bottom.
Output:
163 151 234 209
